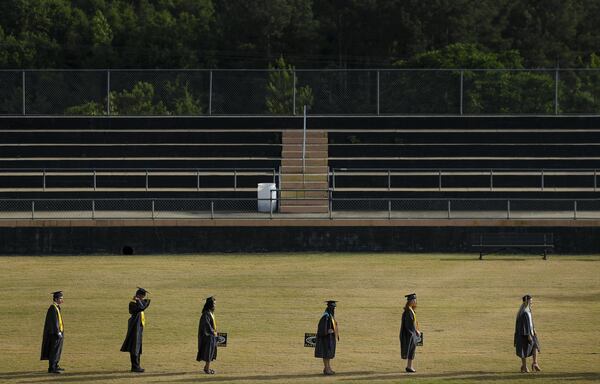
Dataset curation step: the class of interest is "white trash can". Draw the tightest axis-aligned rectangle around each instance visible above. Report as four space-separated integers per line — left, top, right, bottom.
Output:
257 183 277 212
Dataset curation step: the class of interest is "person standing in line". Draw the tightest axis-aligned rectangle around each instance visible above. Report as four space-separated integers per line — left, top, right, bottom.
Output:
515 294 541 373
41 291 65 374
400 293 421 373
120 287 151 373
315 300 339 375
197 296 218 374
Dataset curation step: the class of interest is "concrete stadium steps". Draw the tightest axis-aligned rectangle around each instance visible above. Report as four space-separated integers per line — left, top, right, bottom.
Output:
279 129 329 214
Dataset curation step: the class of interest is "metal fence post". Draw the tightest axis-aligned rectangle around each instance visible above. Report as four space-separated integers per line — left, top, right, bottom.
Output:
541 169 544 191
269 195 273 219
292 70 297 115
208 70 213 115
145 170 149 191
31 200 35 220
92 200 95 219
42 169 46 191
376 70 380 115
151 200 155 220
554 68 559 115
22 71 26 115
329 190 333 220
233 169 237 191
197 169 200 191
106 70 111 115
93 170 97 191
574 200 577 220
210 201 214 219
388 200 392 219
439 170 442 191
332 168 336 190
388 169 391 191
447 200 451 219
490 169 493 191
302 105 307 173
507 200 511 219
459 70 464 115
594 169 597 192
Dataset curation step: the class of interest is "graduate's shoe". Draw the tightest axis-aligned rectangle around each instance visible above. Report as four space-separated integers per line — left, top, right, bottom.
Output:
47 369 61 374
532 363 541 372
203 368 215 374
520 365 529 373
405 367 416 373
131 368 145 373
323 370 335 375
56 367 65 371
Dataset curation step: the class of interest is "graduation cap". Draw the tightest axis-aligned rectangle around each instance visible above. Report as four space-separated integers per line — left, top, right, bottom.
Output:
325 300 337 307
405 293 417 301
51 291 63 300
136 287 150 296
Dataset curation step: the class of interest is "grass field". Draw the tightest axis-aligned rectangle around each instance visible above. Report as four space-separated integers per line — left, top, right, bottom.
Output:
1 253 599 384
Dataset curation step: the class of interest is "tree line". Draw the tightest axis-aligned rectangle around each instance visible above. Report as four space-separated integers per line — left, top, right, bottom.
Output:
2 0 600 70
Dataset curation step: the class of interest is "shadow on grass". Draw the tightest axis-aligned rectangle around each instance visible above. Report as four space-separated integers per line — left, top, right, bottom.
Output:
341 371 600 382
1 370 193 383
163 370 376 382
438 258 527 261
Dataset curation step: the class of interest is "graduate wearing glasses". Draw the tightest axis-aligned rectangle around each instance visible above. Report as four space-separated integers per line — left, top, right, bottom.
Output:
41 291 65 374
121 287 151 373
315 300 339 375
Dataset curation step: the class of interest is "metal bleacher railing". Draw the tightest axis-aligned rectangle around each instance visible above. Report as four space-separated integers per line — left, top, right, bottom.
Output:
2 68 600 115
0 197 599 220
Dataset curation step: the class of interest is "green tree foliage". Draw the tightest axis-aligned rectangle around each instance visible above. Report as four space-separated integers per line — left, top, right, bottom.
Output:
266 56 313 114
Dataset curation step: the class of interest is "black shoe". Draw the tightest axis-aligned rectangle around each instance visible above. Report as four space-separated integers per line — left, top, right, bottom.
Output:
48 369 61 374
131 368 145 373
57 367 65 371
405 367 416 373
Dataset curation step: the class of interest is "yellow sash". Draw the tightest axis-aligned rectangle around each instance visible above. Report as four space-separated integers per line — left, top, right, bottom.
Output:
331 316 339 340
141 311 145 327
409 307 419 330
53 304 63 332
209 312 217 335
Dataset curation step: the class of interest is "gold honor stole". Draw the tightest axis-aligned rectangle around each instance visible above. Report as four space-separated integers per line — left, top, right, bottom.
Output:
331 316 339 340
209 312 217 335
53 304 63 332
409 307 419 331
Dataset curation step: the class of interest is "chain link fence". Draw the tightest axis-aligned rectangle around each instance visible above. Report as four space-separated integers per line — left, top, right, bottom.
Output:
4 69 600 115
1 198 599 220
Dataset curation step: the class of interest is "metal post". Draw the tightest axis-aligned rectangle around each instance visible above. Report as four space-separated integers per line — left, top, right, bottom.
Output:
210 201 214 219
208 70 213 115
93 170 97 191
302 105 307 173
376 70 380 115
145 170 149 191
574 200 577 220
233 169 237 191
22 71 26 115
439 170 442 191
332 168 336 190
554 68 559 115
269 194 273 219
151 200 155 220
31 200 35 220
541 169 544 191
329 190 333 220
92 200 95 219
490 169 493 191
388 200 392 219
42 169 46 191
388 169 391 191
197 170 200 191
272 168 276 184
459 70 464 115
594 169 597 192
447 200 451 219
507 200 511 219
106 70 111 115
292 70 296 115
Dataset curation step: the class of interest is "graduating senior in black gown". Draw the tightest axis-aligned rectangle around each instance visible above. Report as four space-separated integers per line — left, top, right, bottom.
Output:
41 291 65 374
315 300 339 375
400 293 421 373
514 294 541 373
120 287 151 373
197 296 218 374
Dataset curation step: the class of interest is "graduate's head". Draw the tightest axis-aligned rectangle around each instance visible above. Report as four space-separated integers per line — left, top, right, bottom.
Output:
405 293 417 309
203 296 216 312
52 291 64 304
135 287 148 299
325 300 337 314
523 294 533 306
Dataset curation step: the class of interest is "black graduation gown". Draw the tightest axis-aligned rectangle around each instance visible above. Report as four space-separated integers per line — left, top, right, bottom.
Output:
120 299 150 355
514 310 540 358
314 313 336 359
40 304 63 362
196 310 218 362
400 308 418 360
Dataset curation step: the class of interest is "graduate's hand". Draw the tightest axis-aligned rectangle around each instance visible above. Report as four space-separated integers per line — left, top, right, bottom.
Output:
528 335 533 342
57 332 63 339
